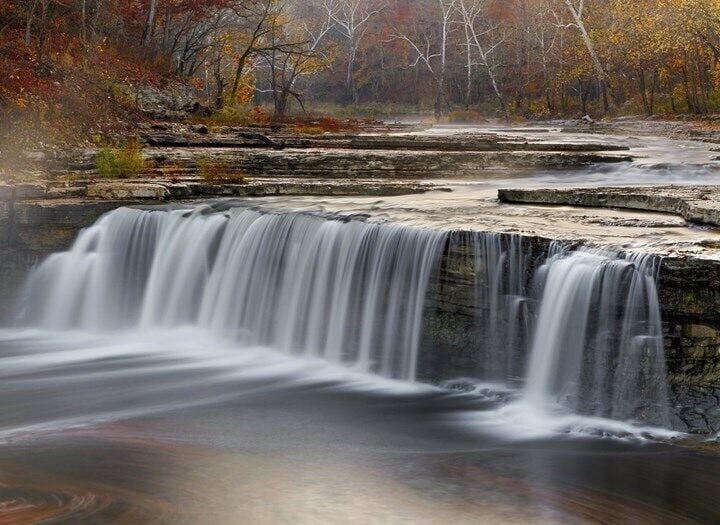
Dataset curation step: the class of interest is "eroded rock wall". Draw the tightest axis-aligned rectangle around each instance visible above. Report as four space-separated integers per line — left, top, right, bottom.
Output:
420 234 720 435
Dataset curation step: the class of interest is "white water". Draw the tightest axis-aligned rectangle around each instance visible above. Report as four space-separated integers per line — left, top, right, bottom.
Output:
525 250 669 427
473 233 532 382
22 205 446 381
17 204 673 436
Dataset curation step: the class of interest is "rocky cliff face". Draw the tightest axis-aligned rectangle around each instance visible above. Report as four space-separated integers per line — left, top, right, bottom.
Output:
659 257 720 433
420 233 720 435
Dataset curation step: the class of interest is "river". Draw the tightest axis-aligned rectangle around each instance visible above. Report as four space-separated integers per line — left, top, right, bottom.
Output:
0 125 719 523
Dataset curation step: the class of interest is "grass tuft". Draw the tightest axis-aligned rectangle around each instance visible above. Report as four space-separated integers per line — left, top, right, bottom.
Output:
96 137 146 178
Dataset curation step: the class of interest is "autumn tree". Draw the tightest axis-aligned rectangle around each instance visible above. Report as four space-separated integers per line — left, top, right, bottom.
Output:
392 0 458 118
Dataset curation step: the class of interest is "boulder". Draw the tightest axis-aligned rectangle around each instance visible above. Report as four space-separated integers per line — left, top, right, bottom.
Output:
137 84 198 120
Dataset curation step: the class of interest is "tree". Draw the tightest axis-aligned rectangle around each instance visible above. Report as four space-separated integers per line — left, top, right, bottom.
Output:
393 0 457 118
562 0 613 110
258 0 333 118
142 0 160 45
455 0 508 119
326 0 383 103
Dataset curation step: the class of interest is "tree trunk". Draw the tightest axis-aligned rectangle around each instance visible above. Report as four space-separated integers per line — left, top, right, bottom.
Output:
80 0 87 44
25 0 40 46
231 52 252 100
91 0 103 38
347 46 358 104
487 69 509 122
639 69 650 116
565 0 614 109
142 0 159 46
275 91 288 120
434 75 444 119
214 55 225 109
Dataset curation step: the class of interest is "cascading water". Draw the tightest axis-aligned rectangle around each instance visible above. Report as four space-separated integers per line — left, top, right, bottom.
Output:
463 234 670 429
21 205 447 381
524 250 669 426
19 203 672 430
471 232 532 382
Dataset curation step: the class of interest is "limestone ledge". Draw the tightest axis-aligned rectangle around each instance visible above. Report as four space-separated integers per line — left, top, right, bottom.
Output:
499 186 720 229
2 179 441 203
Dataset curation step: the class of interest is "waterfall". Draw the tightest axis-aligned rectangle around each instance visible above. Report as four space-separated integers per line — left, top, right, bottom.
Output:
525 250 669 426
21 205 447 381
465 235 670 427
19 204 671 428
472 233 532 382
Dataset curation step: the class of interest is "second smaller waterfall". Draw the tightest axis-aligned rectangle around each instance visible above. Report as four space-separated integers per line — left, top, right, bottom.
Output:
525 251 669 426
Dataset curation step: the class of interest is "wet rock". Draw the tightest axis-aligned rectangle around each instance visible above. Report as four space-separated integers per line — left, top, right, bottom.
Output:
163 183 193 198
0 185 13 200
14 183 46 199
680 407 712 434
143 131 630 153
141 149 632 179
45 186 88 199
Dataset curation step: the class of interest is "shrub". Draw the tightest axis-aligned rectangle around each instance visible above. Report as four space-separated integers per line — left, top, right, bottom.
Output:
246 106 270 126
193 104 271 127
95 137 146 178
316 116 343 132
291 116 358 134
197 158 248 184
294 125 325 135
109 84 136 108
446 110 486 123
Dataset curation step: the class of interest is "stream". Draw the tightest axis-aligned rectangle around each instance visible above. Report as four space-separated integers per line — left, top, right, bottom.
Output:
0 126 719 523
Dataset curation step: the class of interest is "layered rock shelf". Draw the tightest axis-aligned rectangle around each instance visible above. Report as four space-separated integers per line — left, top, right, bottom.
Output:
48 126 633 181
142 128 631 153
499 186 720 228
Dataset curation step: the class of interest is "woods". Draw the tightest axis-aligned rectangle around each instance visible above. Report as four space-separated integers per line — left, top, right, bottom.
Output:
4 0 720 134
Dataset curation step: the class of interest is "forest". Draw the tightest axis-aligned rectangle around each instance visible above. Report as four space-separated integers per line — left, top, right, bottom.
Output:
3 0 720 143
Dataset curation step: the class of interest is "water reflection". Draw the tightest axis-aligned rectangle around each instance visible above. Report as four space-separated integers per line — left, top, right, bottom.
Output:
0 330 717 523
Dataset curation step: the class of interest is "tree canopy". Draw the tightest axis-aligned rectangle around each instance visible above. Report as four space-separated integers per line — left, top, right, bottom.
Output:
4 0 720 127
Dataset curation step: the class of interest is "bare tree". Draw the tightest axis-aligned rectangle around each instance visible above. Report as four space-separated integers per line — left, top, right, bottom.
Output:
142 0 159 46
455 0 507 119
258 0 333 119
326 0 383 103
563 0 613 110
228 0 276 102
393 0 457 118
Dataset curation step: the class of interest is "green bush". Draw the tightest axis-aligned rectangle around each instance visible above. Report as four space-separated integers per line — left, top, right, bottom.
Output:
192 105 271 127
96 138 145 178
109 84 136 108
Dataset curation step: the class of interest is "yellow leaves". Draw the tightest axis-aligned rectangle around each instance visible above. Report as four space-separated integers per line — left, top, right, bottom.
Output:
712 62 720 88
16 96 27 109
